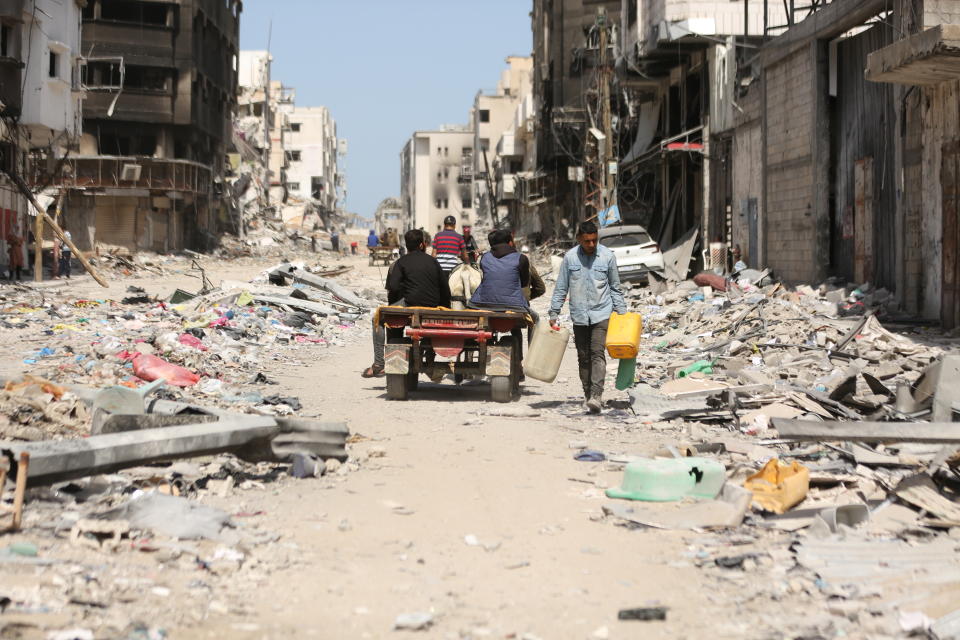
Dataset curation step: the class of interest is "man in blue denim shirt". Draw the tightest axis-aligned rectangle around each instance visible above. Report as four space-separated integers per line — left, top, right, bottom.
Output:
549 221 626 413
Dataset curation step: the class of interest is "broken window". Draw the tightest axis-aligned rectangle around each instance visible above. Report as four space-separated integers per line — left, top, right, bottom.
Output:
479 109 490 122
0 24 11 58
290 122 301 132
97 132 156 156
49 51 59 79
480 138 490 152
99 1 170 26
288 150 301 161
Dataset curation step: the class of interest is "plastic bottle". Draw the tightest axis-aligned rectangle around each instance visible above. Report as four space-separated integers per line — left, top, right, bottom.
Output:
523 321 570 383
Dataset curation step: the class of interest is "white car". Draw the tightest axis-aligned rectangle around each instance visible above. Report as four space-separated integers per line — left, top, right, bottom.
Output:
598 224 664 282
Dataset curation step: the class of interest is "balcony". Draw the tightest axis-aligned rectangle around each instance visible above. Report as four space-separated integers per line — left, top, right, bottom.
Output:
0 57 22 117
40 155 211 195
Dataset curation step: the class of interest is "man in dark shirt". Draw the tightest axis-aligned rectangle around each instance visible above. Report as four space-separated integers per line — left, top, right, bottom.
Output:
363 229 451 377
463 225 479 265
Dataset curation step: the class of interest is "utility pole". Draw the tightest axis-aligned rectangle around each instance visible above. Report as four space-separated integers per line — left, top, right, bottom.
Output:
583 8 616 221
598 7 615 212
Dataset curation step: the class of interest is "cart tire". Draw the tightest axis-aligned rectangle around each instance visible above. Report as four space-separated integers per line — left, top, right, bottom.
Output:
406 368 419 391
386 374 408 400
491 376 512 403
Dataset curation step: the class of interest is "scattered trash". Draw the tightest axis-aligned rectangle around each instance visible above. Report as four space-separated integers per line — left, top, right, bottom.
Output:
606 458 725 502
394 612 434 631
744 459 810 514
617 607 668 621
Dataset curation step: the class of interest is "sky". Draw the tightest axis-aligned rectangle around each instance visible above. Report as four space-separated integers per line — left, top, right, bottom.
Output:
240 0 534 220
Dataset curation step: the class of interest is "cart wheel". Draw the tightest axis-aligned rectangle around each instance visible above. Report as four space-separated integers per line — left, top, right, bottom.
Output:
386 374 408 400
491 376 512 403
406 368 419 391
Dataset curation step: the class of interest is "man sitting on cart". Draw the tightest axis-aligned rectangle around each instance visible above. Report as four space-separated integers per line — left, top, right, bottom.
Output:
362 229 451 378
468 229 538 354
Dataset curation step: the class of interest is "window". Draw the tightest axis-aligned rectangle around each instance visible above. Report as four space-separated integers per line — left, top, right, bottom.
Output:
479 109 490 123
443 168 449 179
435 199 441 208
287 182 300 191
437 146 442 156
288 150 301 161
444 146 449 156
443 199 449 209
0 25 10 58
479 138 490 152
99 0 170 25
290 122 301 132
599 232 652 248
462 196 471 209
49 51 59 79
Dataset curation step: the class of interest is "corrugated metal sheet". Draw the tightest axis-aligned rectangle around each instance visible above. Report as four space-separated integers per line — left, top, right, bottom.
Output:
94 196 138 252
831 24 896 288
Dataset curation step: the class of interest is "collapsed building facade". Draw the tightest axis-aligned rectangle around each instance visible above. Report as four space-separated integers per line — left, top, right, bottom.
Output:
522 0 960 329
40 0 241 254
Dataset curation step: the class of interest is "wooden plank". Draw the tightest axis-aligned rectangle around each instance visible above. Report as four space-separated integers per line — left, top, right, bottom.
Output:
854 157 874 283
895 474 960 525
772 418 960 443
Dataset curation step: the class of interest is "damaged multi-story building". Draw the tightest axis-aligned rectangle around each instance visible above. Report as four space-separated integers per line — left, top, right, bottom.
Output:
400 126 477 234
1 0 84 272
471 56 533 228
40 0 241 254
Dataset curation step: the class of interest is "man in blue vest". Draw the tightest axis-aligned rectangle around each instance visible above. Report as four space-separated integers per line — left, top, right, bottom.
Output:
468 229 531 313
549 220 626 413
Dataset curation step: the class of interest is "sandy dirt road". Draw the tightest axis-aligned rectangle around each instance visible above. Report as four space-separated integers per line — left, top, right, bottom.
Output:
0 254 789 639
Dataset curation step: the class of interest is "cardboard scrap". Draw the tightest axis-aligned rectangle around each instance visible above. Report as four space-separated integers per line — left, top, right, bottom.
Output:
602 483 752 530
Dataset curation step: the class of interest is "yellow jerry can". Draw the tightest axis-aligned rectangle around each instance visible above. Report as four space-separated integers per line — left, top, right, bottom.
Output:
605 312 643 359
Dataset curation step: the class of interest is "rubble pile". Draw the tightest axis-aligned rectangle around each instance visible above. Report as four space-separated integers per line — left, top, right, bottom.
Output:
0 257 377 637
0 261 376 441
553 272 960 638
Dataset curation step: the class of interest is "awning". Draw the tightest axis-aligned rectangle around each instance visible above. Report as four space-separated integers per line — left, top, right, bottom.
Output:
865 24 960 85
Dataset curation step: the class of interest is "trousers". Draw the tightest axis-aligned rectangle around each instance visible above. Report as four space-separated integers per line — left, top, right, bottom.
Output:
372 299 406 368
572 319 609 400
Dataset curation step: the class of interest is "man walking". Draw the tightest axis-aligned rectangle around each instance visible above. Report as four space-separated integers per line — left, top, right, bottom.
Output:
431 215 467 273
549 221 626 413
463 225 478 265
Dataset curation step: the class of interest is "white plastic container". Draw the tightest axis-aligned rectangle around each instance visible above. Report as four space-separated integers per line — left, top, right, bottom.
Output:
523 321 570 383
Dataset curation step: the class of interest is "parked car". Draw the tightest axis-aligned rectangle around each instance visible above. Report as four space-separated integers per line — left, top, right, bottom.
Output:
598 224 664 282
